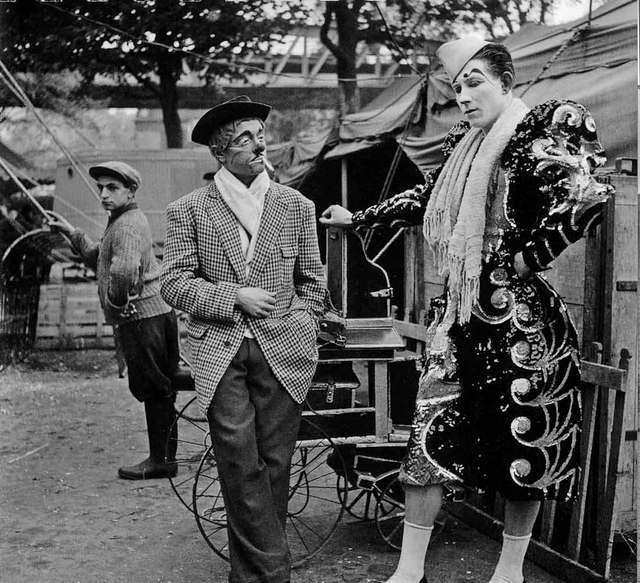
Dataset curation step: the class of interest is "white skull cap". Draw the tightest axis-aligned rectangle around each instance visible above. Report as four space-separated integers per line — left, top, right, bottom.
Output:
436 36 490 83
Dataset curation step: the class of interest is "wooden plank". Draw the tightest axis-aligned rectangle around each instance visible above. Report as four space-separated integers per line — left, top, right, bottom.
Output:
539 500 557 545
595 388 612 551
581 361 626 391
567 385 598 559
59 284 68 338
374 361 390 440
415 231 425 317
595 389 627 579
36 324 113 337
393 319 426 342
607 176 638 527
582 223 604 351
404 228 416 320
35 336 115 350
600 197 615 363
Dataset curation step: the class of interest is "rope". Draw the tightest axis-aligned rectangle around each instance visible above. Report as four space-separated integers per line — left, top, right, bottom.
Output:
0 60 101 204
0 157 39 187
0 155 105 232
0 156 50 222
50 195 106 231
518 24 591 97
0 61 165 256
373 3 421 76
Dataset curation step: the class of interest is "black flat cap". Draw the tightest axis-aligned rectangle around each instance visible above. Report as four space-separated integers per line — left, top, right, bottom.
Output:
191 95 271 146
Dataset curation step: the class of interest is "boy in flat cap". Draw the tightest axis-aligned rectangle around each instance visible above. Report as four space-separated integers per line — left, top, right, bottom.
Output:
50 161 179 481
161 96 325 583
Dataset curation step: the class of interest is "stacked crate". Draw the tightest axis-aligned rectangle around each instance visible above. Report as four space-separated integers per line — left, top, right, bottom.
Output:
36 282 114 349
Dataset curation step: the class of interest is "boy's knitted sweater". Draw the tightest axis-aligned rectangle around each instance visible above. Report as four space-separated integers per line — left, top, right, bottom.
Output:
69 202 170 325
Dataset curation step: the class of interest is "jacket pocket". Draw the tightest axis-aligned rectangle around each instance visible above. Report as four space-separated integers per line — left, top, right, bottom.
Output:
280 245 298 258
279 245 298 286
186 319 209 339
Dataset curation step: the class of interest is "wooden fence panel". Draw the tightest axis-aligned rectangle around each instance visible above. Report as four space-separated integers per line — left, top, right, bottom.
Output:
36 282 114 349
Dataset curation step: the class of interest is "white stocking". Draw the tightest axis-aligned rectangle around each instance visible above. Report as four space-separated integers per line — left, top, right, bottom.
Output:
488 532 531 583
385 520 433 583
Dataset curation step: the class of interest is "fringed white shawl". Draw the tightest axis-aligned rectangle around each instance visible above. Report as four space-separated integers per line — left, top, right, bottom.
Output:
423 97 529 348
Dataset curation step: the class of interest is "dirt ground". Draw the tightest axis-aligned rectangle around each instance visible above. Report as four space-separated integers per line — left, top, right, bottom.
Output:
0 349 635 583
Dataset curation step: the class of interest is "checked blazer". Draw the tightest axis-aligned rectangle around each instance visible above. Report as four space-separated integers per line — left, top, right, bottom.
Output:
160 181 325 414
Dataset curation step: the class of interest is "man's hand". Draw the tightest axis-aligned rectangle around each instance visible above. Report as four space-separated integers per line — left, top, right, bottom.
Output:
514 251 533 279
47 213 75 236
319 204 353 228
235 287 276 318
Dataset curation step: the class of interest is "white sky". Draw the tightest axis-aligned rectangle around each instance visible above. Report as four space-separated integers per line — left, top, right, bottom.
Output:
548 0 604 24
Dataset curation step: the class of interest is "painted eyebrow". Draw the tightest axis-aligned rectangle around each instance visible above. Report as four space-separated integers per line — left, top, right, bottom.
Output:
461 68 489 79
232 128 264 141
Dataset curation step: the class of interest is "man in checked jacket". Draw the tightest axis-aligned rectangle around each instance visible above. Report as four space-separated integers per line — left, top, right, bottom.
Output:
160 96 325 583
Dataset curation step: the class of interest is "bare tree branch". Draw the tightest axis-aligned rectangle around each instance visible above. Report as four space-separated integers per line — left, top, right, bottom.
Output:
123 62 161 97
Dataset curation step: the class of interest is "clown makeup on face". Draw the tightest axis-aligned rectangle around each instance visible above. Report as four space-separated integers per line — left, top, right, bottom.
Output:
213 119 267 185
452 59 512 131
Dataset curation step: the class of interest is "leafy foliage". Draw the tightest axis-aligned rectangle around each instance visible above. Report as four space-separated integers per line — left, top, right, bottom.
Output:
1 0 310 147
317 0 579 115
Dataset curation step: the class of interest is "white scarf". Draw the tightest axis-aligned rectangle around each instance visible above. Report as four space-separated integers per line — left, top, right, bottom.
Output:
423 97 529 347
214 166 270 262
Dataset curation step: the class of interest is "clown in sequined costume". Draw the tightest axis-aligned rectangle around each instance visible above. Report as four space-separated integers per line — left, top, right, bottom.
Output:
364 99 613 502
321 36 613 583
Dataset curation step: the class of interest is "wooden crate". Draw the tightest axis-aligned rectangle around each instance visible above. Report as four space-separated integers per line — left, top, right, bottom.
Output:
36 282 114 349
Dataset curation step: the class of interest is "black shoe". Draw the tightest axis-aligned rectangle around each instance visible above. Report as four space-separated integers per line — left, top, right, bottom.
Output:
118 456 177 480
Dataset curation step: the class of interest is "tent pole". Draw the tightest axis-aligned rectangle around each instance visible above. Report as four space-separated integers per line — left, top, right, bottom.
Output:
340 158 349 312
637 161 640 583
340 158 348 207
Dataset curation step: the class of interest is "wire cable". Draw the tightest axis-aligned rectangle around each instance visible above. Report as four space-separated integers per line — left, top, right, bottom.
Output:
373 3 421 76
43 3 417 85
0 60 165 256
0 60 101 204
0 155 51 222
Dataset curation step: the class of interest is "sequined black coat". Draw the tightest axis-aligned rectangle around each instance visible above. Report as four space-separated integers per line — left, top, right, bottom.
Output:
352 100 613 500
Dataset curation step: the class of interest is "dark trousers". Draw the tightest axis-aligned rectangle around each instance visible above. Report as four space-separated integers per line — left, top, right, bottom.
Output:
117 311 179 402
207 339 301 583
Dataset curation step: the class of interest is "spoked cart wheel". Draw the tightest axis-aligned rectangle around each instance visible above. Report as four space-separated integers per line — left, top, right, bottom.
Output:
192 417 349 567
374 470 448 551
167 396 210 512
174 390 206 423
374 470 406 550
336 473 379 521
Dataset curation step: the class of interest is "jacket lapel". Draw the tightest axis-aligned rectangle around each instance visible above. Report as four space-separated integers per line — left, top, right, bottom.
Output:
204 184 247 283
248 185 287 285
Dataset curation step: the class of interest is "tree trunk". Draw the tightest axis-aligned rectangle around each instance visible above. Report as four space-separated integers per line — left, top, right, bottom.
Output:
320 1 361 119
158 60 183 149
338 76 360 118
335 2 360 117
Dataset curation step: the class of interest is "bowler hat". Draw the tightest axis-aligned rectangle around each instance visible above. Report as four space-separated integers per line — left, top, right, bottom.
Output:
89 161 142 191
192 95 271 146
